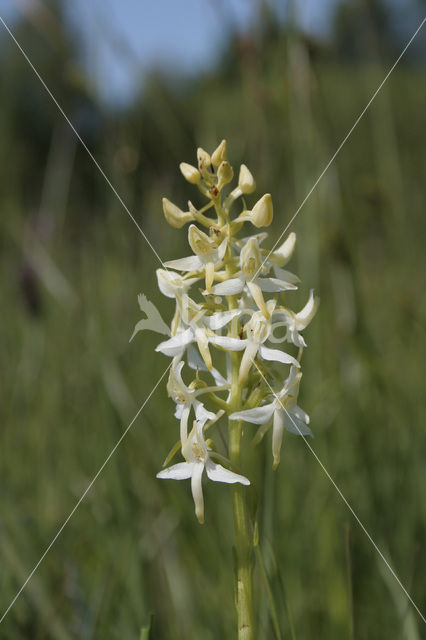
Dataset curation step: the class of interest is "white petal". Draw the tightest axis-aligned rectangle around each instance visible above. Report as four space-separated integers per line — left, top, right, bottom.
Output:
156 328 194 356
272 409 285 468
229 402 275 425
271 232 296 266
204 309 240 330
191 462 205 523
257 277 297 293
259 345 299 367
246 281 268 318
209 336 247 351
238 341 260 384
194 400 216 426
179 403 191 443
217 236 228 261
288 328 307 348
284 410 313 437
205 460 250 485
210 278 244 296
292 404 310 424
174 403 184 419
295 289 319 330
157 462 194 480
156 269 199 298
164 255 203 271
273 267 300 284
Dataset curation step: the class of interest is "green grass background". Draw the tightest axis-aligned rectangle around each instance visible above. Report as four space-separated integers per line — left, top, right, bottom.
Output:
0 4 425 638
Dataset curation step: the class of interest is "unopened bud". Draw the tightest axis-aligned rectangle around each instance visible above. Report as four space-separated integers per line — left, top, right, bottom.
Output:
238 164 256 194
188 224 212 256
211 139 227 166
162 197 194 229
217 161 234 190
197 147 211 171
251 194 273 228
180 162 200 184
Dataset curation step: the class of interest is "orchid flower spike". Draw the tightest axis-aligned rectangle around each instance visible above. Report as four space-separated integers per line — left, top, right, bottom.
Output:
134 139 317 524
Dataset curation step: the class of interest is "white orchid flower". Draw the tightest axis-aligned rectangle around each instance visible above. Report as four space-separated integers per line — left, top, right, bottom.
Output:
275 289 319 348
157 420 250 523
167 360 229 442
156 268 200 299
164 225 227 292
209 300 299 385
156 296 241 370
229 366 312 469
209 238 298 317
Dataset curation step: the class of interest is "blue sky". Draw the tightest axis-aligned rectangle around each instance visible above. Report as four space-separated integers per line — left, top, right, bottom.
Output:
62 0 343 106
1 0 421 107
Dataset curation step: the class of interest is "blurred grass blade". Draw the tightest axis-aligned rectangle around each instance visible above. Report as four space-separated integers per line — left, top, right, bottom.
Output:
377 554 420 640
140 614 154 639
255 545 284 640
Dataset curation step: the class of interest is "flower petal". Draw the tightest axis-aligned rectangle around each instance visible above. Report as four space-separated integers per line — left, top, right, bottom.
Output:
272 409 285 469
209 336 247 351
284 410 313 437
210 278 245 296
157 462 194 480
257 277 298 293
205 460 250 485
194 400 216 426
273 267 300 284
229 402 275 425
217 236 228 261
259 345 299 367
292 404 310 424
174 403 184 419
179 403 191 443
239 340 260 385
164 255 203 271
204 309 240 330
295 289 319 330
191 462 205 524
156 328 194 356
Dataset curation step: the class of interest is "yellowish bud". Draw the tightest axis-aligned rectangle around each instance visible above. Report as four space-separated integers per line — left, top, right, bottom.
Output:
197 147 211 171
211 139 227 166
162 197 194 229
188 224 212 256
180 162 200 184
238 164 256 194
217 161 234 190
251 194 273 228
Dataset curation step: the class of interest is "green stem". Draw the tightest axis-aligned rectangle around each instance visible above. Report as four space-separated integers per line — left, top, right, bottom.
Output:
229 351 255 640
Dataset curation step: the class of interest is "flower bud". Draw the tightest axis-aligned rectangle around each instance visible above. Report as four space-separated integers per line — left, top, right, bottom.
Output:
211 139 227 166
188 224 212 256
217 161 234 190
251 194 273 228
240 238 261 277
162 197 194 229
180 162 200 184
238 164 256 194
197 147 211 171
